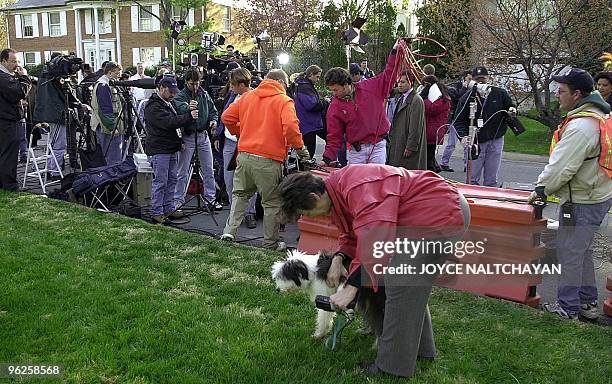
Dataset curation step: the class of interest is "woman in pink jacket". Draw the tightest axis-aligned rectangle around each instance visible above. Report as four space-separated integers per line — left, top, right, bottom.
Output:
421 75 451 172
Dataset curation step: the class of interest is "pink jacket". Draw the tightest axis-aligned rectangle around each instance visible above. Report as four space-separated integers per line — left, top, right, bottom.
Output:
325 164 465 290
323 53 397 160
424 96 451 145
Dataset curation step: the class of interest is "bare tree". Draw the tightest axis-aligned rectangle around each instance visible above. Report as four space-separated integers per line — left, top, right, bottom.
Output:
236 0 321 56
473 0 612 128
414 0 474 78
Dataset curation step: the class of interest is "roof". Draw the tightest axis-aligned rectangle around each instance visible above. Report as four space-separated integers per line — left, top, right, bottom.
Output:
2 0 67 11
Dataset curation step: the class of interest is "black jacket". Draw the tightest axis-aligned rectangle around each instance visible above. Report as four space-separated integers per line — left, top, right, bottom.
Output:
144 93 193 155
34 74 80 124
447 80 469 123
0 71 31 121
454 86 515 143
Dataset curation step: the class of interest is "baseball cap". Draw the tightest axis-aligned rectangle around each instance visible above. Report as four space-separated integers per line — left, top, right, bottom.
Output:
552 68 594 93
158 77 179 93
471 66 489 78
349 63 362 76
226 62 241 71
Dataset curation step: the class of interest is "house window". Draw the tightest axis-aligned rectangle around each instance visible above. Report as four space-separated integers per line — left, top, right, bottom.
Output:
49 12 61 36
24 52 36 66
22 14 34 37
139 6 153 31
97 9 111 34
223 6 231 32
140 48 155 67
171 5 184 21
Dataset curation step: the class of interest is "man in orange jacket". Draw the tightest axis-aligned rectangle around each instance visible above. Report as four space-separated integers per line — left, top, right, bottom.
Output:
220 69 310 250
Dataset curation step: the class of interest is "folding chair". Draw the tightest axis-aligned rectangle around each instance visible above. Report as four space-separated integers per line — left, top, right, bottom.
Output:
22 125 63 194
71 159 138 212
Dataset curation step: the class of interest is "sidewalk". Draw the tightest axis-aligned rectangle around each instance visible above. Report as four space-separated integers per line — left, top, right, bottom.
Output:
441 134 549 164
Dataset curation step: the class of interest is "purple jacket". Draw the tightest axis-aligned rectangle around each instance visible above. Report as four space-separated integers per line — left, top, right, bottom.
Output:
294 78 326 135
323 52 396 161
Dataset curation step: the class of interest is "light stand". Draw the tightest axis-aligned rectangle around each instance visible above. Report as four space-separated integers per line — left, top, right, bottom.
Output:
466 97 477 184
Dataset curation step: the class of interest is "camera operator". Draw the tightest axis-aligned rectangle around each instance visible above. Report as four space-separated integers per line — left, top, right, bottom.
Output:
0 48 31 191
90 62 124 165
172 68 222 215
454 67 516 186
144 77 198 224
34 52 86 179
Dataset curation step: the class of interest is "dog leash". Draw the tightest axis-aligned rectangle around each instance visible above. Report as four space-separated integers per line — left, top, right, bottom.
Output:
324 310 354 351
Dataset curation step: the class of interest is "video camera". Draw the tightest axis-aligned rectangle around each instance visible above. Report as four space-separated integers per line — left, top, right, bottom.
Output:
505 113 526 136
46 54 88 78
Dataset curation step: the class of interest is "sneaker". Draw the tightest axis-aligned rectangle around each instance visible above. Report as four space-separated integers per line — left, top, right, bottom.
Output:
167 210 185 219
265 241 286 251
152 214 167 224
440 165 454 172
244 214 257 229
580 301 599 320
208 201 223 211
220 233 234 242
541 302 578 320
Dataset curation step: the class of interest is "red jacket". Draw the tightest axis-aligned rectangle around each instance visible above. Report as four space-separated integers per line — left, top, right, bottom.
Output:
323 53 397 160
424 96 451 145
325 164 464 290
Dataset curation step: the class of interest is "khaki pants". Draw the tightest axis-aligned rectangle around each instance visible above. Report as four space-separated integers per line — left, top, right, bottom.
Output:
223 152 283 248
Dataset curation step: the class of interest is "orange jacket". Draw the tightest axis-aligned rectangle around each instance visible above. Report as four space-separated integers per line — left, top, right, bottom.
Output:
221 79 304 162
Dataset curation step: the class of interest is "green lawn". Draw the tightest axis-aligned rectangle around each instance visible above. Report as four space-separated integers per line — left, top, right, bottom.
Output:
504 117 553 156
1 192 610 383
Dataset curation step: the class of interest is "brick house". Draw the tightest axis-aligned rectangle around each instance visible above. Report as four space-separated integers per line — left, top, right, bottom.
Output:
2 0 253 70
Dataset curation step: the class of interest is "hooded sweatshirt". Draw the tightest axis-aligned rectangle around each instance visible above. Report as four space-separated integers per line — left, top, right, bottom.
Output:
221 79 304 162
536 92 612 204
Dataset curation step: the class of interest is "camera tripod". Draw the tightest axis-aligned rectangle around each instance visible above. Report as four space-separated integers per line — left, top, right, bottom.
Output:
115 87 145 160
170 127 219 226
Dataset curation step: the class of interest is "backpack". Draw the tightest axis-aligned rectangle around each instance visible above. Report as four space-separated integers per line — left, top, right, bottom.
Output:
550 111 612 178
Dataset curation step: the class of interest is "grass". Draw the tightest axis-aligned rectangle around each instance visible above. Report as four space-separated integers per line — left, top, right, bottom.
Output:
1 191 611 383
503 117 553 156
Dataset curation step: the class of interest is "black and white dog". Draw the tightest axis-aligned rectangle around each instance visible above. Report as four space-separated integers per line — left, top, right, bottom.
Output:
271 250 385 339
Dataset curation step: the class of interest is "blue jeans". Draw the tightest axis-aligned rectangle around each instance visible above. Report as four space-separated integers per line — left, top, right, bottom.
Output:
18 119 27 157
174 131 216 205
470 136 504 186
557 199 611 313
97 127 123 166
440 125 468 167
47 123 67 176
150 153 179 216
